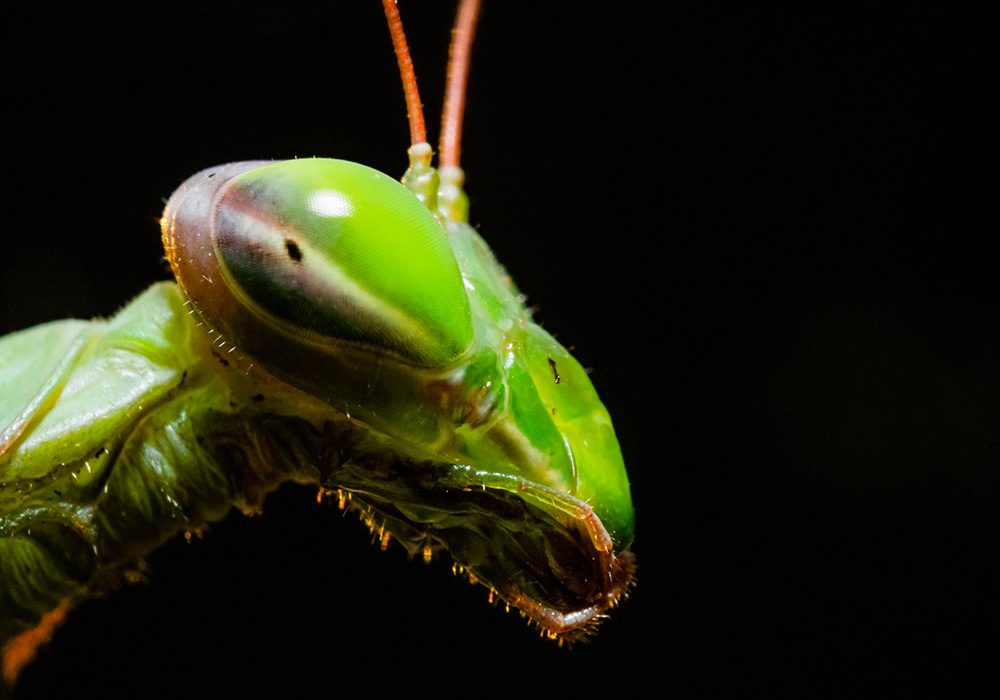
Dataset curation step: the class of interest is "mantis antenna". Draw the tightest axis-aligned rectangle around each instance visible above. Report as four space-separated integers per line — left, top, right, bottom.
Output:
382 0 481 165
381 0 427 147
383 0 481 222
440 0 482 170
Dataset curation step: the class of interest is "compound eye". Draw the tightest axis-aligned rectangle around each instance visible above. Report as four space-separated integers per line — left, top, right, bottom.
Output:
214 158 473 366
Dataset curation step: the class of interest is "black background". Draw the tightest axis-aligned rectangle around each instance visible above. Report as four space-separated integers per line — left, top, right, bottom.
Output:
3 2 994 696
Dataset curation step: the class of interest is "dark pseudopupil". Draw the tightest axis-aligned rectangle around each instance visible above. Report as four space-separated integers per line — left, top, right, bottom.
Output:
285 240 303 262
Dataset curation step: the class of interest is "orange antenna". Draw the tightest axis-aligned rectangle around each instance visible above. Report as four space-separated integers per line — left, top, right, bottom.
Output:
382 0 427 146
440 0 482 169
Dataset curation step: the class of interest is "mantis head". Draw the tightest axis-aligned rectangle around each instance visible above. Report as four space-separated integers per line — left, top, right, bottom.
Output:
159 0 634 641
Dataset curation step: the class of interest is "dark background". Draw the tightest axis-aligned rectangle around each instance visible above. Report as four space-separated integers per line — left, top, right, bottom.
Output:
4 2 994 696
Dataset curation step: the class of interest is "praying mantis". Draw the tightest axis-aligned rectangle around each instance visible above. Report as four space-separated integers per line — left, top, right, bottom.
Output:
1 2 637 695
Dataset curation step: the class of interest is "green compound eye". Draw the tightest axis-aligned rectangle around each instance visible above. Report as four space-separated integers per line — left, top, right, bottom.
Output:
214 158 473 367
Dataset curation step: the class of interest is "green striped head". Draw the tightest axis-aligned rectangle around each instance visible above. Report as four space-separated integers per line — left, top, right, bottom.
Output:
162 155 634 639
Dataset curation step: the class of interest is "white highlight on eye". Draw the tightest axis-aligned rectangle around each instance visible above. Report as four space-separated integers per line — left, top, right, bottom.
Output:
307 189 354 218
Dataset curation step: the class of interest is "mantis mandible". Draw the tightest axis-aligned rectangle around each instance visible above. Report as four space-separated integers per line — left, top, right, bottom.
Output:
0 2 634 690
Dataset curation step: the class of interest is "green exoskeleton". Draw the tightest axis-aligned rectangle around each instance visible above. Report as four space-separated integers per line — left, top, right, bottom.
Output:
0 0 634 685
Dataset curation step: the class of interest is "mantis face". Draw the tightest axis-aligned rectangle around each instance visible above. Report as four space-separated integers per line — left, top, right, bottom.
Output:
162 155 634 638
